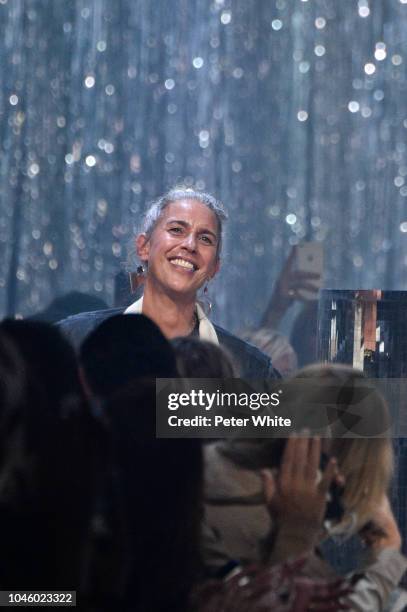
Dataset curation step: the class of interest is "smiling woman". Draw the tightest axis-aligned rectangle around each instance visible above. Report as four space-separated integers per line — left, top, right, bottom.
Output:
58 187 278 378
130 193 222 338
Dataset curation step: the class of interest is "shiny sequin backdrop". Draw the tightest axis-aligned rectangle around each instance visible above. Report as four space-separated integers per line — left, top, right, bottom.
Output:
1 0 407 329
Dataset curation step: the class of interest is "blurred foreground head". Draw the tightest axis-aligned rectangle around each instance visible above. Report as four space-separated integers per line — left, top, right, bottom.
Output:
106 380 203 611
0 321 104 589
29 290 108 323
172 336 237 377
80 314 177 400
0 318 83 408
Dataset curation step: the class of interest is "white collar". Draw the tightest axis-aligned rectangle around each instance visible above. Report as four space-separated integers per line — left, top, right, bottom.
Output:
124 296 219 345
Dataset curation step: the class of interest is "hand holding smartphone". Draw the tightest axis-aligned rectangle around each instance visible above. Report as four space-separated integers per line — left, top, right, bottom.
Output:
292 242 323 301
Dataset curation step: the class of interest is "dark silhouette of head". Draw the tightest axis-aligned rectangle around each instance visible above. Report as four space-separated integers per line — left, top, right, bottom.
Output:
172 337 237 377
80 314 177 400
0 320 104 590
0 330 27 460
29 290 108 324
107 380 203 612
0 319 83 409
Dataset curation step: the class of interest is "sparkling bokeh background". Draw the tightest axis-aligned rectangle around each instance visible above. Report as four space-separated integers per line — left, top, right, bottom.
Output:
1 0 407 330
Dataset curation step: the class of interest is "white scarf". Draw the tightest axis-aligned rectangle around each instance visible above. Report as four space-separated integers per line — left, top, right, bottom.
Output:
124 296 219 344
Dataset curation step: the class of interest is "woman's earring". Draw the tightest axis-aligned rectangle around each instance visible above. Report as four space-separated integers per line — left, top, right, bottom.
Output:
129 264 146 293
199 279 212 314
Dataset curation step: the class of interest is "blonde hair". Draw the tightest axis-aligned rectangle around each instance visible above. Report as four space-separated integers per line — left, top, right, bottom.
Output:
292 364 393 531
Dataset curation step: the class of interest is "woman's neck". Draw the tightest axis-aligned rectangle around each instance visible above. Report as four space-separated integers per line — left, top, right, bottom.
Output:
141 281 197 339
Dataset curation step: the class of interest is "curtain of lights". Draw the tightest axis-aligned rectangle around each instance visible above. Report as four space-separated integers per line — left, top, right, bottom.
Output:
1 0 407 330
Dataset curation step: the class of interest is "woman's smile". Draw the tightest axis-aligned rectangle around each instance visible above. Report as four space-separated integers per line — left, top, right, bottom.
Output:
168 257 198 272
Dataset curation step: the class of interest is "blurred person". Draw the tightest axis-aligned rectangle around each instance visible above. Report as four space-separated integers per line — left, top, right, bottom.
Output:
239 327 298 377
290 302 319 367
0 319 85 414
29 290 108 323
171 337 238 446
99 380 348 612
203 364 407 611
260 245 321 331
0 329 26 424
78 314 178 605
258 245 321 368
0 320 105 591
105 380 203 612
59 186 278 378
172 336 237 378
79 313 177 402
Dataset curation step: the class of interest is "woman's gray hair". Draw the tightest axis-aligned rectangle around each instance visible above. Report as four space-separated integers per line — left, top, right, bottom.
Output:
140 186 228 257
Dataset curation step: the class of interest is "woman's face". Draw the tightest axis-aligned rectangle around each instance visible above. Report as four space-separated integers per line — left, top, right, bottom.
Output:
137 199 220 300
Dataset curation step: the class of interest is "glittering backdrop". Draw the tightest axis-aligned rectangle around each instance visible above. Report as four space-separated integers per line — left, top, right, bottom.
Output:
1 0 407 329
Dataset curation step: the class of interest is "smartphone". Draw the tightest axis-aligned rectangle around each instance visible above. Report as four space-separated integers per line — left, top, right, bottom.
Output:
293 242 323 300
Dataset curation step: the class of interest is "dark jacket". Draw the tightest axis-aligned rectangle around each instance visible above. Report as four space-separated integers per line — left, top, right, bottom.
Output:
57 308 278 379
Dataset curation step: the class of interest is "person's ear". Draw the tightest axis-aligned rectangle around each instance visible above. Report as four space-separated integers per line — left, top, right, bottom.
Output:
136 233 150 262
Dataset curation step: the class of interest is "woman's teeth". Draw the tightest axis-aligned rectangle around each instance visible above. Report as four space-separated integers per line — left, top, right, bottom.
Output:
170 258 195 270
